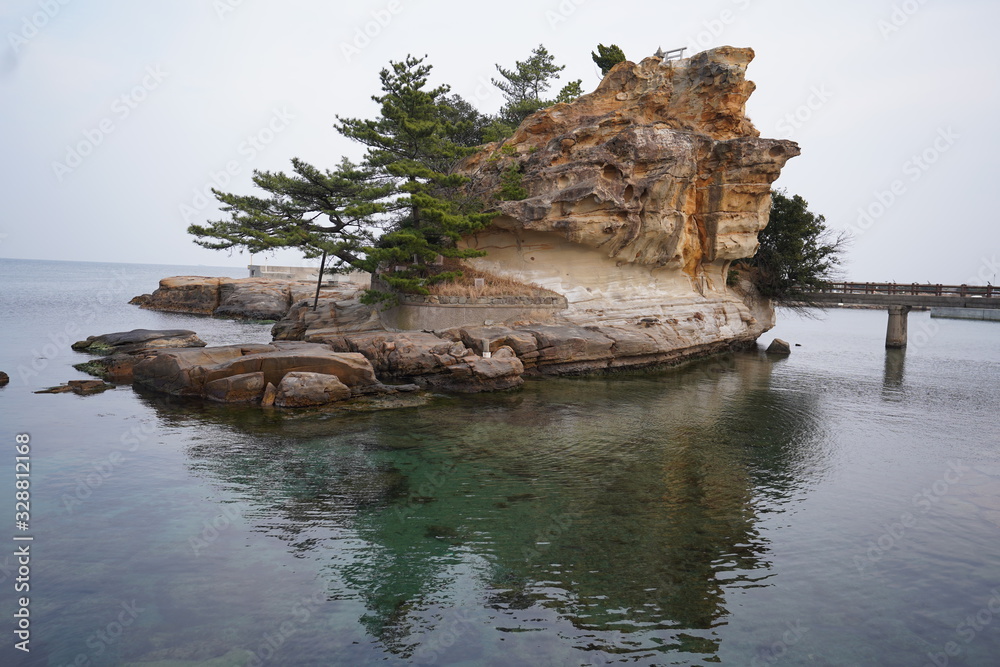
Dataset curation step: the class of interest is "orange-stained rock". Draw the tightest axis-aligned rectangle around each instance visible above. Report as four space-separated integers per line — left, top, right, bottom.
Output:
455 46 795 335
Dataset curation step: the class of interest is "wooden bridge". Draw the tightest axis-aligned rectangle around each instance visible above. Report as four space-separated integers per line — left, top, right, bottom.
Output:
794 282 1000 347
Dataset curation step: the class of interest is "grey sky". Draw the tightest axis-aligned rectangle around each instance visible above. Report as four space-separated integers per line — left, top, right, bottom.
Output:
1 0 996 284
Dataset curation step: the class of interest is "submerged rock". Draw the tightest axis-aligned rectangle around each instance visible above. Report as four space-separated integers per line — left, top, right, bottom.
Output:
36 380 113 395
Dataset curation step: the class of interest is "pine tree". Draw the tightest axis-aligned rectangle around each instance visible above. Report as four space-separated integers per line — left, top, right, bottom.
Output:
187 157 392 273
592 44 626 76
491 45 582 130
335 55 496 299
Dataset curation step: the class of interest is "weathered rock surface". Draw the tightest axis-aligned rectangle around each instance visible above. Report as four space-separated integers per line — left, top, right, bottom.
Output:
271 292 385 341
72 329 208 382
453 46 793 337
132 342 420 406
766 338 792 355
131 277 355 320
36 380 113 395
73 329 205 355
316 331 524 392
447 321 752 375
274 372 353 407
204 372 267 403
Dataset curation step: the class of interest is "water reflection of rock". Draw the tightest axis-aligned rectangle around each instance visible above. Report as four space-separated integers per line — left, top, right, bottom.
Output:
155 351 824 663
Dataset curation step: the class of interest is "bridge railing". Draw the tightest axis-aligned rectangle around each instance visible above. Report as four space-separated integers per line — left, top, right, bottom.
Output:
808 282 999 298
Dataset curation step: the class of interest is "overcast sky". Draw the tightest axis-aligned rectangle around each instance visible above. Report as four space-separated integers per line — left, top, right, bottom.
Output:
1 0 996 284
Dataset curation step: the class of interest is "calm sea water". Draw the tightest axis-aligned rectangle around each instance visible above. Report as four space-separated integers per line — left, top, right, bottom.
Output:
1 258 999 667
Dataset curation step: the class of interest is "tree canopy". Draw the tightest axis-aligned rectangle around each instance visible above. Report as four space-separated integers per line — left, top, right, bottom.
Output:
592 44 626 76
189 46 587 302
486 44 582 140
738 190 847 300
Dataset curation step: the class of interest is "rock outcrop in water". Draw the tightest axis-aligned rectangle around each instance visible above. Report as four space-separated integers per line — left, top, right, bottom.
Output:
135 47 796 382
456 46 797 333
130 276 346 321
71 329 207 382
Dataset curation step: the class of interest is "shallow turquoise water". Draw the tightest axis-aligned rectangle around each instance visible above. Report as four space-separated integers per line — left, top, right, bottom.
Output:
1 259 999 666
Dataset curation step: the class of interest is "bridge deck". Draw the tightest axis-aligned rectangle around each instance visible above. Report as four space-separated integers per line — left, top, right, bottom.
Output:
797 282 1000 309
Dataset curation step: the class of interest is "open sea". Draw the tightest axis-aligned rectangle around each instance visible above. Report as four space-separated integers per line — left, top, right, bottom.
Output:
1 258 999 667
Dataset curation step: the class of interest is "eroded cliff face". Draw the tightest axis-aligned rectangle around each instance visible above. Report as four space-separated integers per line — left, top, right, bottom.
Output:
458 46 798 334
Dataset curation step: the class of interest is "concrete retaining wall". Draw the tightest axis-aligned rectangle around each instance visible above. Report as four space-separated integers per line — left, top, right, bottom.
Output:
382 294 569 331
930 308 1000 321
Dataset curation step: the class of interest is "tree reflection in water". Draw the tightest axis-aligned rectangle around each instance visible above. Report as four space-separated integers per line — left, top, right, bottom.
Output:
145 350 825 663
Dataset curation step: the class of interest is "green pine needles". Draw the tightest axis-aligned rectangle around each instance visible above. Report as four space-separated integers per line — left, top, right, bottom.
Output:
188 47 587 302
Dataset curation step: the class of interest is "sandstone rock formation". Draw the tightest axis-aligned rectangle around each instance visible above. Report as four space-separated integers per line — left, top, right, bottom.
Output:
131 341 430 406
131 277 352 320
274 372 353 408
307 331 525 392
73 329 205 355
137 47 796 384
72 329 208 382
455 46 796 338
766 338 792 355
271 293 385 341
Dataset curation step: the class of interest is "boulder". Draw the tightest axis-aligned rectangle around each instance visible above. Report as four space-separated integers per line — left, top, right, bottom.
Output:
204 372 266 403
274 372 352 407
214 280 293 321
273 293 384 341
197 348 378 390
261 382 278 407
766 338 792 355
133 345 275 396
0 371 8 387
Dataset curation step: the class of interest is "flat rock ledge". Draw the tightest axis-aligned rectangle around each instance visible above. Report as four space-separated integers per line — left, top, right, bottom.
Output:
130 276 360 321
72 329 207 383
130 340 521 406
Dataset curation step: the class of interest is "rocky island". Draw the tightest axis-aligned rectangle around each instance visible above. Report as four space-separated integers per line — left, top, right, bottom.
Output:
110 46 796 407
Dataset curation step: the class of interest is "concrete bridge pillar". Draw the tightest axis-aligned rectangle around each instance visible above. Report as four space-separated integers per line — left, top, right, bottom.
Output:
886 305 912 348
